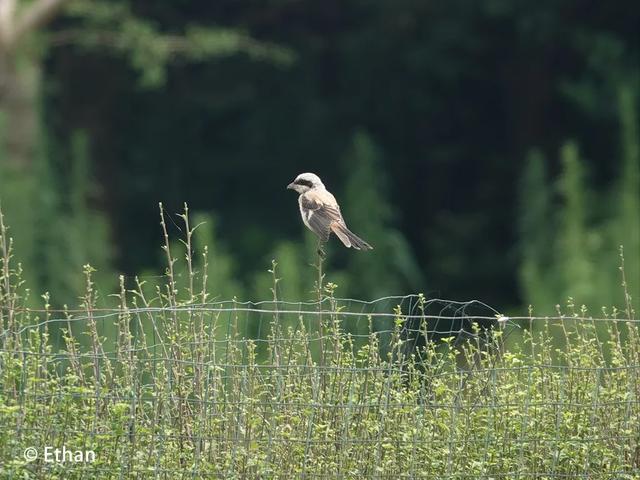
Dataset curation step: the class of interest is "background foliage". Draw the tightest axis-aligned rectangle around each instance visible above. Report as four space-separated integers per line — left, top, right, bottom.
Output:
0 0 638 313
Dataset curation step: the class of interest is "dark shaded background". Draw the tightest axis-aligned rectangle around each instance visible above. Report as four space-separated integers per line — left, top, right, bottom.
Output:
2 0 638 310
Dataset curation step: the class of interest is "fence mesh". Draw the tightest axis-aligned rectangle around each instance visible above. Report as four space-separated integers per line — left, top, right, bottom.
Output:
1 295 639 479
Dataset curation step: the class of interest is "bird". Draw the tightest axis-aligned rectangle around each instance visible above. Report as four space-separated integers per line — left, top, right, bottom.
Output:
287 172 373 255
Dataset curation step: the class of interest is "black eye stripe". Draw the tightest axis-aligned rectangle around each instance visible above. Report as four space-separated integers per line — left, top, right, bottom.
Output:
294 179 313 188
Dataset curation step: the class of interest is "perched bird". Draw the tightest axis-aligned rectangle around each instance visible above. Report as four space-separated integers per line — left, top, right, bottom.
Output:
287 172 373 253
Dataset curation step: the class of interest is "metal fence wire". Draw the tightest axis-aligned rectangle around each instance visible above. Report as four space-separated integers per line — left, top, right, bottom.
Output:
0 295 639 479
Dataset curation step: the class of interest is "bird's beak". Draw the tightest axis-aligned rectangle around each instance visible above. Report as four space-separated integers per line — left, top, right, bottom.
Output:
287 183 295 190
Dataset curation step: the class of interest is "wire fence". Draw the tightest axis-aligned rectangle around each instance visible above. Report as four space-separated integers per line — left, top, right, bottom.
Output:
1 295 639 479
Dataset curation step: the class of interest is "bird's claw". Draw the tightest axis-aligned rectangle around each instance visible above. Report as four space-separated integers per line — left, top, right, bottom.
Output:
317 247 326 259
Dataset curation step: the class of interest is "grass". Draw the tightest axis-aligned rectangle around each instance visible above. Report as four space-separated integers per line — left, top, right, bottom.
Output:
0 207 638 479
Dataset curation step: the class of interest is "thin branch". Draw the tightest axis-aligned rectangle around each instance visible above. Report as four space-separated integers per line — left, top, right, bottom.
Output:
49 28 260 55
11 0 69 47
49 29 181 50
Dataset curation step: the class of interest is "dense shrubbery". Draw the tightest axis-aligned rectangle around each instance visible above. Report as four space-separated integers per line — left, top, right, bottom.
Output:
0 210 638 478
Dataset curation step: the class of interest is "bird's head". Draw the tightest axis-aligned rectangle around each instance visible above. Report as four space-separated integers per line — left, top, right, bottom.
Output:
287 172 324 194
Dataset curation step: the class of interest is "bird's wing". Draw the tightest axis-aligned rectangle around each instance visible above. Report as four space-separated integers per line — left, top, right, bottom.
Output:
300 190 344 242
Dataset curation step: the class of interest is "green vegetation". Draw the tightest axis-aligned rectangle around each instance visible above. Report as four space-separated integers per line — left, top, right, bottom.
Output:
2 1 638 310
0 4 638 476
518 82 640 313
1 210 637 478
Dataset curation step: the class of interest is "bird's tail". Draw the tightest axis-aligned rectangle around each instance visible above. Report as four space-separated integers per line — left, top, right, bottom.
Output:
331 223 373 250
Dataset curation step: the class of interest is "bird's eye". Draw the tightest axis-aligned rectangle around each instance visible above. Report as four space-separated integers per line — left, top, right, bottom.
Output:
294 179 313 188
